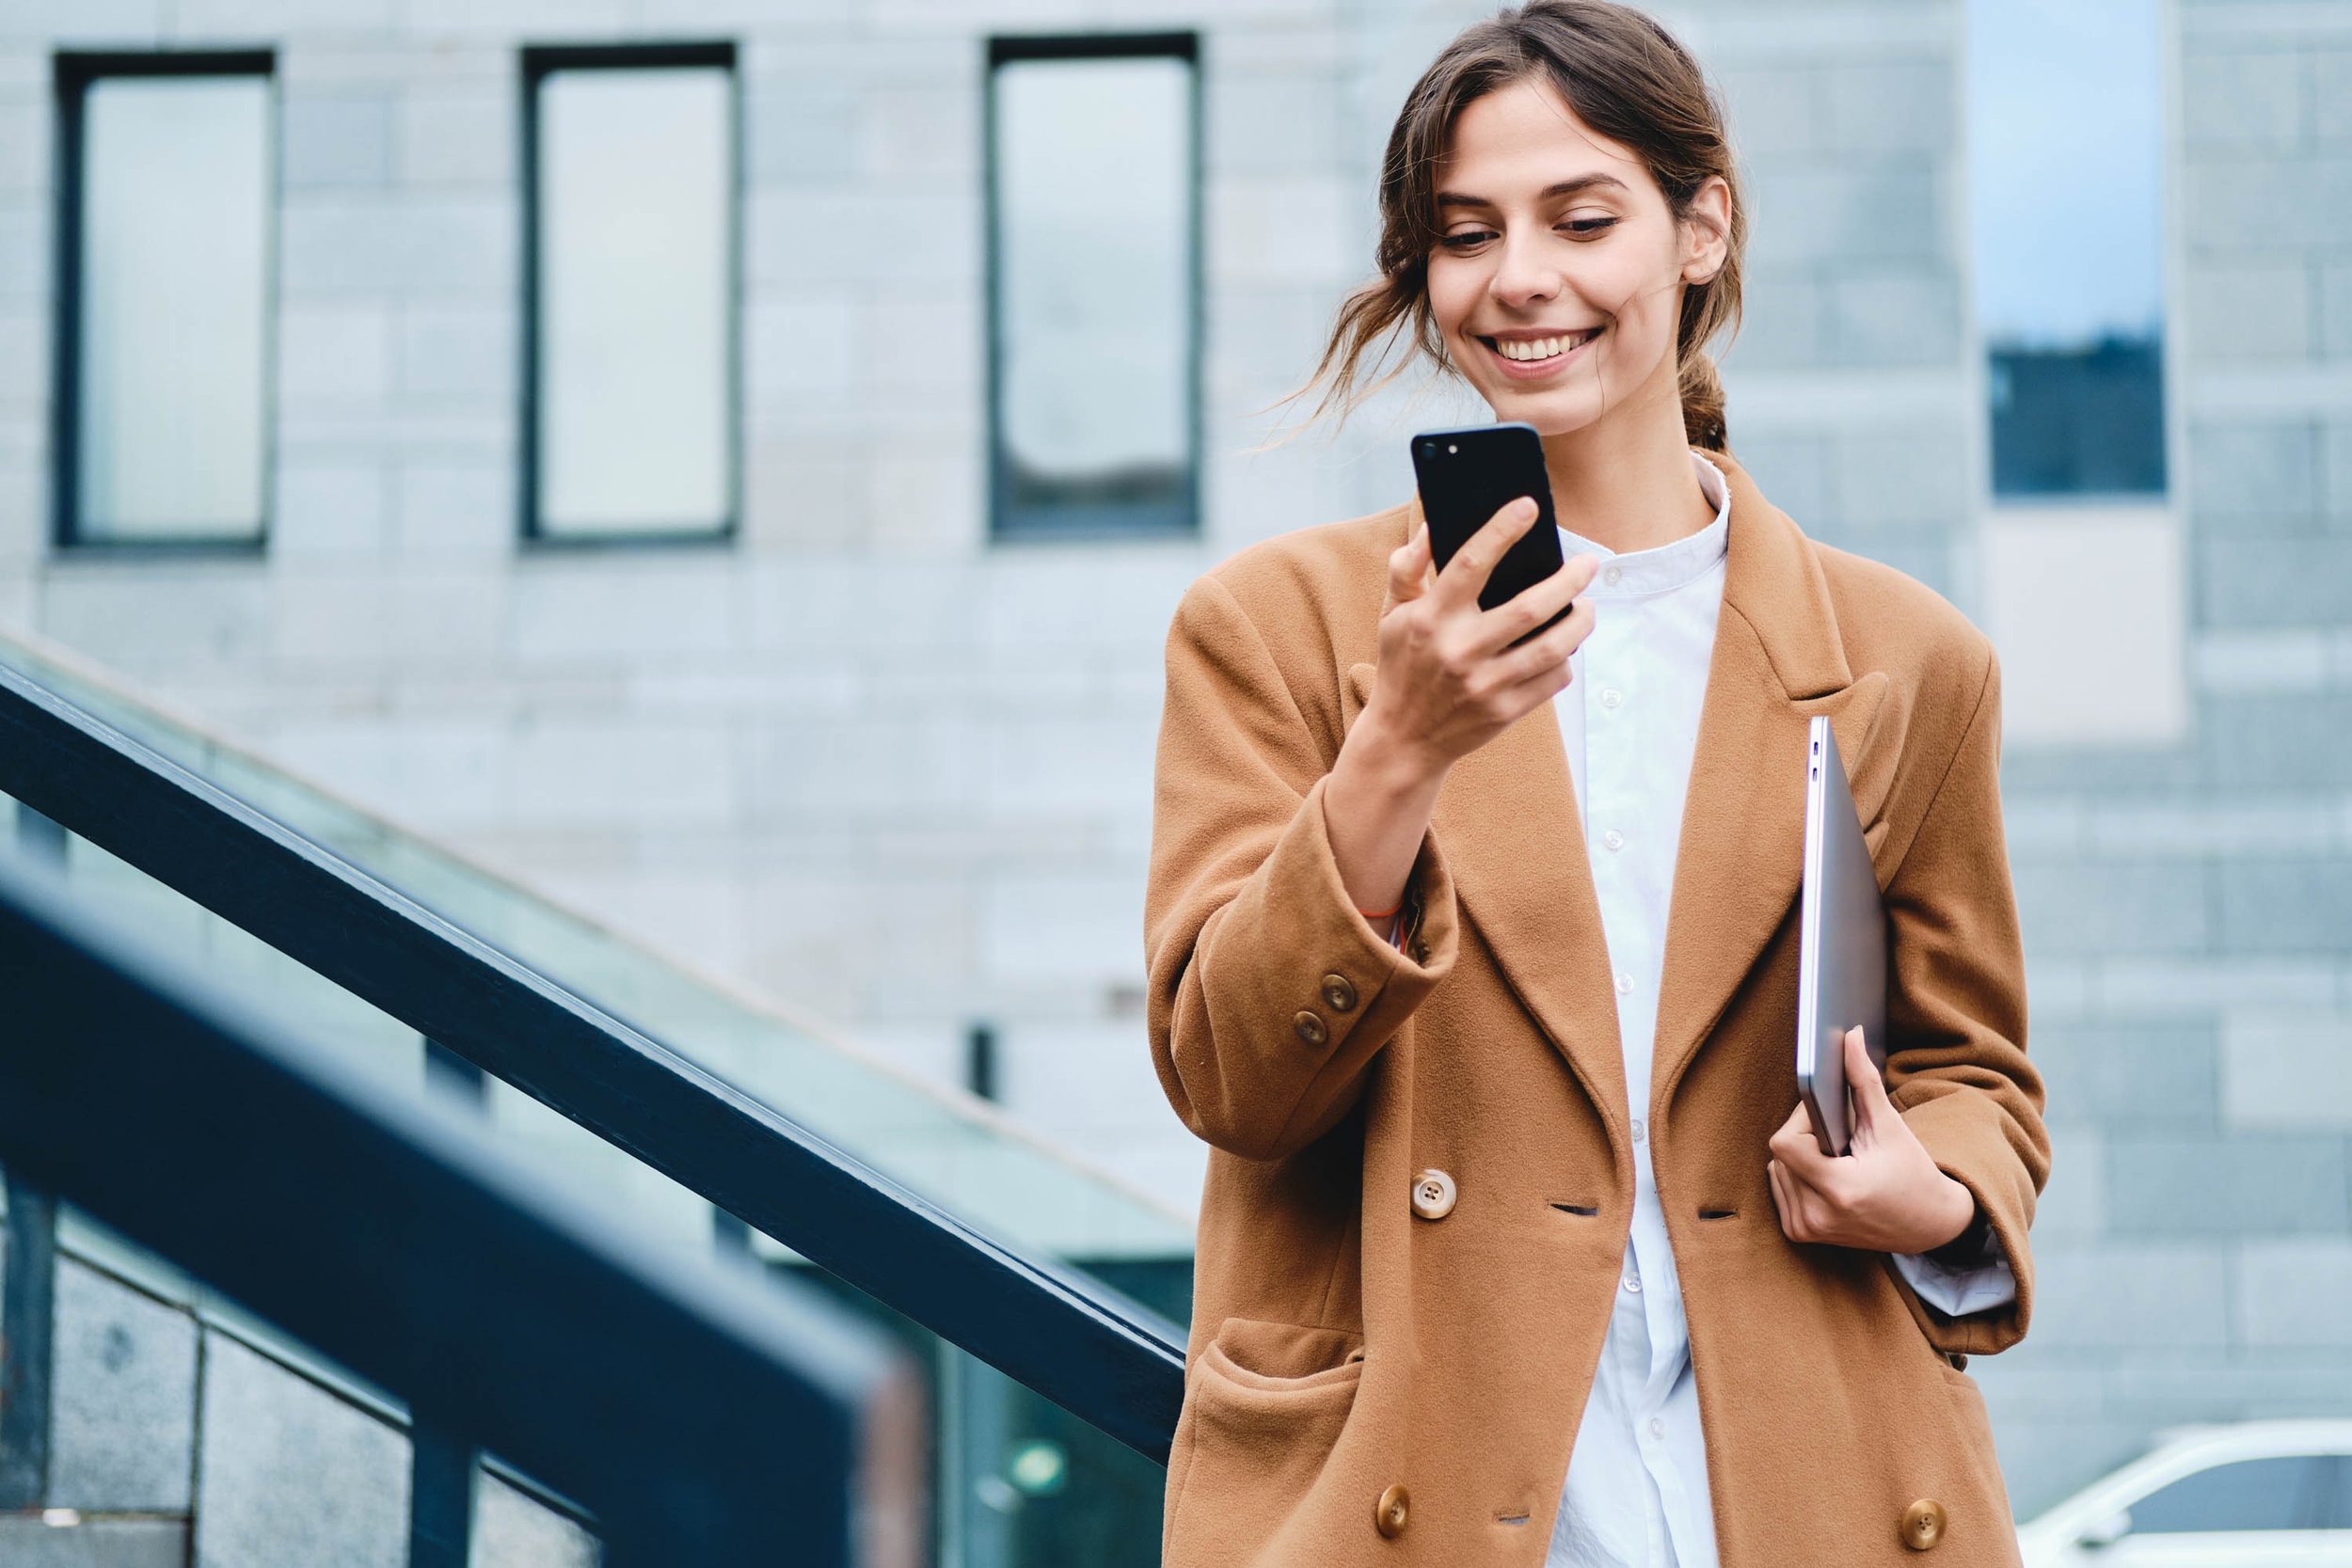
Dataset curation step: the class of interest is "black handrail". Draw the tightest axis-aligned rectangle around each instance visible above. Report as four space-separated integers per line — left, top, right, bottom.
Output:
0 854 917 1565
0 658 1187 1461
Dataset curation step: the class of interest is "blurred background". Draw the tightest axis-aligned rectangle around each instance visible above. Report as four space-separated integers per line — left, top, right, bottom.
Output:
0 0 2347 1560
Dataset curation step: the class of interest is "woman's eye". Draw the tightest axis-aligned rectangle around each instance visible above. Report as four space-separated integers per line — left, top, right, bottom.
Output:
1561 217 1617 235
1438 230 1496 250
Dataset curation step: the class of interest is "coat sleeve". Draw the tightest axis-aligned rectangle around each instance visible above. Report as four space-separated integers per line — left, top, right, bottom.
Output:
1143 573 1460 1163
1881 641 2051 1356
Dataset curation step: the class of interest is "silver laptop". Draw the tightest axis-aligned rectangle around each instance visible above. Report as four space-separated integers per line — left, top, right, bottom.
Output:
1795 716 1888 1157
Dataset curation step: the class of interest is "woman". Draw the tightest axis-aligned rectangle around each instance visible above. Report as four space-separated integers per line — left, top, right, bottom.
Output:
1142 4 2048 1566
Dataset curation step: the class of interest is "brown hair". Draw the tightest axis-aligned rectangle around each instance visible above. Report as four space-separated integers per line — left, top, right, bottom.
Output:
1294 0 1746 451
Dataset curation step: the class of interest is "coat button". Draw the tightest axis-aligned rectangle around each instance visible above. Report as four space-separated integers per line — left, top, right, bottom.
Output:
1294 1010 1328 1048
1320 973 1359 1012
1410 939 1430 963
1410 1167 1456 1220
1899 1498 1946 1550
1374 1482 1410 1538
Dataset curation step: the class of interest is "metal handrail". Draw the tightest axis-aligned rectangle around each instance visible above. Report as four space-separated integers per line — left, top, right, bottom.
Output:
0 854 917 1565
0 658 1186 1462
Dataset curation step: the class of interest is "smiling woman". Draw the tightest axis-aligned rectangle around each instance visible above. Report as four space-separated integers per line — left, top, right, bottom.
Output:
1146 4 2046 1567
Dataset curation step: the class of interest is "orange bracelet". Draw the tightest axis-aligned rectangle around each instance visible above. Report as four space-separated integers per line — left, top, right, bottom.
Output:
1357 901 1404 920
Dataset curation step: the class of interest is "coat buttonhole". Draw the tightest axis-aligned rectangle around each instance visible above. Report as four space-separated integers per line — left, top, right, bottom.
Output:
1549 1201 1599 1216
1495 1513 1532 1526
1697 1207 1739 1220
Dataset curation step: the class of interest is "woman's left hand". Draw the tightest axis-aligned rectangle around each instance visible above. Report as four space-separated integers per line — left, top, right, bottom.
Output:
1766 1025 1979 1254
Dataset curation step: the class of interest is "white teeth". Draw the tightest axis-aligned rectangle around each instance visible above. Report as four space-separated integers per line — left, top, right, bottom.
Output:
1498 330 1596 361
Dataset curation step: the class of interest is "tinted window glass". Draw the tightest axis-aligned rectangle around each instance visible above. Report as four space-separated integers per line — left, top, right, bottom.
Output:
2129 1456 2330 1534
1966 0 2167 498
989 43 1196 537
530 56 735 538
69 69 273 543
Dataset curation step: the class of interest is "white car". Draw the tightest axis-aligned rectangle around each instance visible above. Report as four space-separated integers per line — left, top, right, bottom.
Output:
2016 1419 2352 1566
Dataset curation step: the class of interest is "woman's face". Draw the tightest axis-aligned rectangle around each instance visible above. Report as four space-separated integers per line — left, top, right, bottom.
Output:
1424 75 1727 439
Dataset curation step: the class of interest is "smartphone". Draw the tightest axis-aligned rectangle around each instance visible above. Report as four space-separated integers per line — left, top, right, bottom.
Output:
1409 421 1572 647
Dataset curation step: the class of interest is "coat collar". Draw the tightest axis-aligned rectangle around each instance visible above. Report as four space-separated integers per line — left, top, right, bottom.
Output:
1344 446 1894 1135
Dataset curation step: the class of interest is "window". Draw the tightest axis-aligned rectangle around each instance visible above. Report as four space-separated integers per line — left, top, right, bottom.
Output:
523 44 737 543
2128 1455 2334 1534
987 35 1200 539
55 53 276 548
1966 0 2168 498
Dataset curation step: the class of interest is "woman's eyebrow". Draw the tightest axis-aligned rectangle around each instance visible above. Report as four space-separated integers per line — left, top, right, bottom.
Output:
1435 173 1629 209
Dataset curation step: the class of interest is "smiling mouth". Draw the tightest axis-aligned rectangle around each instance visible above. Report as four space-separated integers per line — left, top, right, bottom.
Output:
1480 326 1604 364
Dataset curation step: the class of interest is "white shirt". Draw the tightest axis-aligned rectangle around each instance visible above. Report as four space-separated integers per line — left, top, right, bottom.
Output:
1544 451 2016 1568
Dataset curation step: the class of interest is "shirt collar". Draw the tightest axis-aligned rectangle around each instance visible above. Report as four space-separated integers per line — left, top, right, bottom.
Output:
1556 449 1731 597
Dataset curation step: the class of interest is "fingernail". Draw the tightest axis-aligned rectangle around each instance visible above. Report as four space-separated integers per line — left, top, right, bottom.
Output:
1513 496 1537 518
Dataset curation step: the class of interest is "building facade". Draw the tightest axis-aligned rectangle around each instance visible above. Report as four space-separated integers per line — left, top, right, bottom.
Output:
0 0 2345 1524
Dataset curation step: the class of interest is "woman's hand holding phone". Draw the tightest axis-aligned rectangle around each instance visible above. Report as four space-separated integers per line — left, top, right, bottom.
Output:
1362 496 1598 776
1323 498 1598 920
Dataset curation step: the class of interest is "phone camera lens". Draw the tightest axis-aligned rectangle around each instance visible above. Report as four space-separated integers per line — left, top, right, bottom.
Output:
1421 441 1436 456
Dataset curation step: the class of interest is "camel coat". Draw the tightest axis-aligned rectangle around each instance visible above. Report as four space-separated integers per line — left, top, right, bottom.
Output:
1142 445 2049 1568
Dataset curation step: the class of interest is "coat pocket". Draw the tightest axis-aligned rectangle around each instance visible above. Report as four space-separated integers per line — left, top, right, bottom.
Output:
1164 1318 1368 1568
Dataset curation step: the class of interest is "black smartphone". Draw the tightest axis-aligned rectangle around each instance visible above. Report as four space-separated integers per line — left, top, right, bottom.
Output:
1409 421 1571 647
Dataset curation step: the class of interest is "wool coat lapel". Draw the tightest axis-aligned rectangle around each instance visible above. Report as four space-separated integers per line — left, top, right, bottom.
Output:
1347 451 1900 1136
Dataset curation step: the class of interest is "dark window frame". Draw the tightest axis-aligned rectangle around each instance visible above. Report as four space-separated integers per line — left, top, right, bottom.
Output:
518 40 742 551
51 50 279 557
983 32 1203 543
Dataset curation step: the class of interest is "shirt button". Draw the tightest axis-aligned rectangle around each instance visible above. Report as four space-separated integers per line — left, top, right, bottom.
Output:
1599 688 1623 708
1622 1272 1642 1294
1648 1417 1666 1440
1602 829 1625 852
1614 972 1632 996
1604 564 1624 586
1630 1118 1646 1143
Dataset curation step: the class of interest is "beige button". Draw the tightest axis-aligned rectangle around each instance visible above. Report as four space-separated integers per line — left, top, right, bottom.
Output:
1375 1483 1410 1538
1410 1167 1456 1220
1899 1498 1946 1551
1410 939 1431 963
1320 973 1358 1012
1294 1010 1328 1048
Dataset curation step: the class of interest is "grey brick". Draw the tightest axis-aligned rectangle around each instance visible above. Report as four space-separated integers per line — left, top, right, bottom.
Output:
2235 1239 2352 1345
2311 49 2352 143
1717 430 1830 521
1823 428 1967 530
2217 859 2352 953
2026 1241 2234 1346
1715 62 1821 158
1745 162 1943 268
475 1470 598 1568
2184 261 2312 363
396 87 512 187
2104 1134 2349 1235
744 78 858 184
280 92 394 188
2188 419 2320 526
194 1332 407 1568
2184 156 2352 251
0 1520 186 1568
2181 49 2305 148
2197 538 2352 628
2202 691 2352 786
1820 267 1961 366
1819 57 1951 154
2012 860 2210 956
2221 1011 2352 1131
1721 270 1823 369
2028 1020 2219 1132
48 1259 197 1511
2321 416 2352 519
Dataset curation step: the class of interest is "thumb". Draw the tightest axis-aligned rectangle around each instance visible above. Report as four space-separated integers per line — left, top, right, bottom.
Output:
1387 524 1433 610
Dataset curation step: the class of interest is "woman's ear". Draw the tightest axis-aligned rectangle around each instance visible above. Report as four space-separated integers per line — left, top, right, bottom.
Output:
1680 174 1732 285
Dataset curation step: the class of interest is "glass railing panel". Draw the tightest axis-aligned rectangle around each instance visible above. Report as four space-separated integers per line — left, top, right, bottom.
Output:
1 633 1194 1267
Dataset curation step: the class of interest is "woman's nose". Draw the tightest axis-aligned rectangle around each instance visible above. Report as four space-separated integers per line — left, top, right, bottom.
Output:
1487 233 1563 309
